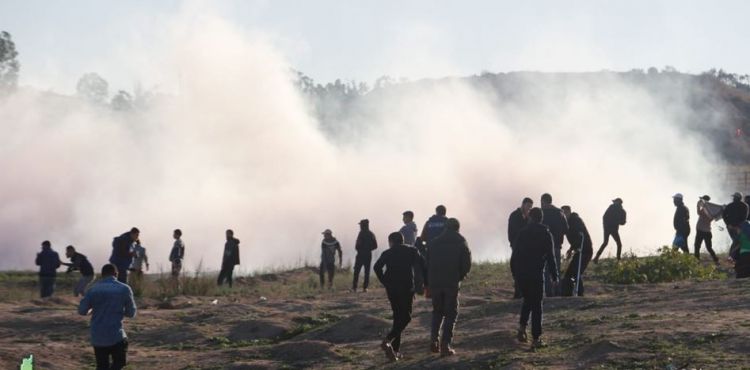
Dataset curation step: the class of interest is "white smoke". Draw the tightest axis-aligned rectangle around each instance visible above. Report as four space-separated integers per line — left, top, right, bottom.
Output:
0 8 731 272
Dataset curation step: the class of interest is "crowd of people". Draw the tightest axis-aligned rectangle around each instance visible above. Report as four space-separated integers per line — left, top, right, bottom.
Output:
30 191 750 367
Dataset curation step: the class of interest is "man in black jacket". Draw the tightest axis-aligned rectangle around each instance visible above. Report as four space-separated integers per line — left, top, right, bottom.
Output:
540 193 567 297
374 232 427 361
218 229 240 288
427 218 471 357
594 198 626 263
508 197 533 298
511 207 558 349
673 194 690 253
560 206 593 297
64 245 95 297
352 219 378 292
723 192 749 250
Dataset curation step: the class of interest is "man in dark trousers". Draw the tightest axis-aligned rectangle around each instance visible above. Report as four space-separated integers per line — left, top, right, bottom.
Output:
723 192 749 251
36 240 61 298
428 218 471 357
540 193 567 297
64 245 95 297
729 220 750 278
511 207 558 349
374 232 427 361
109 228 139 284
695 195 719 264
352 219 378 292
421 205 448 245
78 264 137 370
560 206 593 296
320 229 343 289
594 198 627 263
673 193 691 253
508 197 533 298
218 229 240 288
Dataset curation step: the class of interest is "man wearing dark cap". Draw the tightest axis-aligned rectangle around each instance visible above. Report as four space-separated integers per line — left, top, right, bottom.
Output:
427 218 471 357
374 232 427 361
695 195 719 264
594 198 627 263
508 197 533 298
540 193 567 297
320 229 342 289
352 220 377 292
511 207 557 349
723 192 749 251
673 193 691 253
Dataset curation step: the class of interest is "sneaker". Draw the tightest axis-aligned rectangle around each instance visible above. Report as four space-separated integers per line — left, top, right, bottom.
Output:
517 327 528 343
531 338 547 350
381 340 397 361
440 345 456 357
394 352 403 361
430 340 440 353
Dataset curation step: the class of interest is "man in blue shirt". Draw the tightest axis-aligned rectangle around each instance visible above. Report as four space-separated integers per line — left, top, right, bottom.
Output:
35 240 61 298
78 264 137 370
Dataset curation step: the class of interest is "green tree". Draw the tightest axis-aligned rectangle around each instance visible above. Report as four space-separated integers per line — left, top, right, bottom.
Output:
0 31 20 93
76 73 108 104
111 90 133 111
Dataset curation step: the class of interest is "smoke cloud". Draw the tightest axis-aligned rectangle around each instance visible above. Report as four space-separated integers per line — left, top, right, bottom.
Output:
0 9 730 272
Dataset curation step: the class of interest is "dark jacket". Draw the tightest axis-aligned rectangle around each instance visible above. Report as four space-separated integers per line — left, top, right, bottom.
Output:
355 229 378 254
374 244 427 293
67 252 94 276
426 229 471 290
542 205 568 247
566 213 593 256
109 232 133 267
674 202 691 235
222 238 240 267
603 204 627 230
421 214 448 243
507 208 528 247
511 223 558 281
321 238 342 265
723 200 749 227
36 246 61 277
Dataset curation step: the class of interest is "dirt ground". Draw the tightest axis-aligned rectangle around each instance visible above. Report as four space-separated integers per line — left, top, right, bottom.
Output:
1 263 749 369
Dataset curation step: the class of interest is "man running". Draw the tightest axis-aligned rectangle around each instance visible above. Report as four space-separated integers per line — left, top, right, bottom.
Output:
560 206 593 296
218 229 240 287
673 194 690 253
320 229 343 289
36 240 61 298
352 219 378 292
78 264 137 370
511 207 558 349
428 218 471 357
594 198 626 263
64 245 95 297
374 232 427 361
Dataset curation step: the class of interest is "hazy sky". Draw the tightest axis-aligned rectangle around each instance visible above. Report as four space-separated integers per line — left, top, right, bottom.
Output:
1 0 749 93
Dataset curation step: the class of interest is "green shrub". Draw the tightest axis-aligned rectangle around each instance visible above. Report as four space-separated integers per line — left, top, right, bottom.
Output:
599 247 726 284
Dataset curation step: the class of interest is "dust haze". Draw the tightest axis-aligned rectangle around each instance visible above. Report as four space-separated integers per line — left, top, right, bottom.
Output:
0 10 729 272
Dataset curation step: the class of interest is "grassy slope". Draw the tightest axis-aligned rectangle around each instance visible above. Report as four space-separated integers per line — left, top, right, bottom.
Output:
0 259 748 369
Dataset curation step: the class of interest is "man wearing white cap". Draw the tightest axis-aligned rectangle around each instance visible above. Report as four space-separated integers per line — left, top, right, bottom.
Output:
673 193 690 253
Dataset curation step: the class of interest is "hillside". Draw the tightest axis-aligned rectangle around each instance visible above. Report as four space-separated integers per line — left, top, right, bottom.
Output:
1 260 748 369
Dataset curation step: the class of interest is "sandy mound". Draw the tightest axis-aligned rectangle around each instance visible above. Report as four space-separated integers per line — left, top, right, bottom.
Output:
306 314 389 344
228 320 290 341
139 324 205 346
269 340 339 363
578 340 624 361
